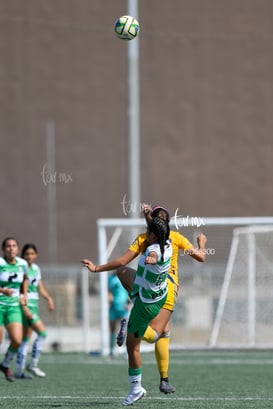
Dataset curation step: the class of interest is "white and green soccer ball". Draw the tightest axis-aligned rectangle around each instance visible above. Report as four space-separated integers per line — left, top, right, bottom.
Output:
114 15 140 40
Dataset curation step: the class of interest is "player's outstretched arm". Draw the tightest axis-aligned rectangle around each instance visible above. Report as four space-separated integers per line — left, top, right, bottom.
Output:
81 249 137 273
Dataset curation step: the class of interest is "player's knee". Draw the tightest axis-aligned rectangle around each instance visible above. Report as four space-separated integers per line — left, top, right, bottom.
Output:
143 327 159 344
160 331 170 339
116 266 127 279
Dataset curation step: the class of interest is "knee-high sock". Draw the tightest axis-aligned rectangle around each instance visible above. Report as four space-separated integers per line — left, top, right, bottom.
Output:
155 332 170 379
16 339 29 375
110 331 116 354
128 367 142 392
1 346 18 368
29 332 47 367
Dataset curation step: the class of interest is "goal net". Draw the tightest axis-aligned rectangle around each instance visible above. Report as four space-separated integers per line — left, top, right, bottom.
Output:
209 224 273 348
97 217 273 354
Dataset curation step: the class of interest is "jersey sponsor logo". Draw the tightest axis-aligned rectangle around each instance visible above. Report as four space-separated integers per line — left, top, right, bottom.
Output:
8 273 18 282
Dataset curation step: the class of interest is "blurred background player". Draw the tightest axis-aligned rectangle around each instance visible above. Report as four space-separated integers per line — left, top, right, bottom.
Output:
0 237 28 382
116 204 207 394
108 272 130 357
14 243 55 379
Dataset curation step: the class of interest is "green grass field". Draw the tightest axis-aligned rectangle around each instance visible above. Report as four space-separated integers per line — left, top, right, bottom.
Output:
1 350 273 409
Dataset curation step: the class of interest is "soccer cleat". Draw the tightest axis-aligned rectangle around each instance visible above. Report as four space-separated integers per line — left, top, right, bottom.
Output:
27 365 46 377
122 387 146 406
116 318 127 347
14 372 33 380
0 364 16 382
159 379 176 394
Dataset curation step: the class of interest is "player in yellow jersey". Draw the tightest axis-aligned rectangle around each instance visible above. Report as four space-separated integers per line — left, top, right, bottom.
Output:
116 205 207 394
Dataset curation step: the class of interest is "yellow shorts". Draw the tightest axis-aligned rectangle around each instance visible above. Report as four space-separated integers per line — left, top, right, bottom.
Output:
163 271 179 312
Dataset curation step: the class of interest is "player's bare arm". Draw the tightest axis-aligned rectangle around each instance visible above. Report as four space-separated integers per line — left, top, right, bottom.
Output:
142 203 152 224
81 249 138 273
0 287 14 296
188 233 207 262
38 281 55 311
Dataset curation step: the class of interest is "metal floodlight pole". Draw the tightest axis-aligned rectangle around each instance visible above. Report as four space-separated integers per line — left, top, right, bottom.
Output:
128 0 140 217
46 120 57 263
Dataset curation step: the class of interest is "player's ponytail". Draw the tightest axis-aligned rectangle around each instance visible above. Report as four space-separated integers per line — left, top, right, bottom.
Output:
147 217 170 261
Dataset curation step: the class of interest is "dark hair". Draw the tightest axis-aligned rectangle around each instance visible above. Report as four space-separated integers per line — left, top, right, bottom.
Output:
2 237 19 251
21 243 38 258
147 217 170 261
150 205 170 223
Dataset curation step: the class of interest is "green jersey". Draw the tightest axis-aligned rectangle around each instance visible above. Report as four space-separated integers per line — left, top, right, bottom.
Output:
0 256 28 306
27 263 42 307
131 241 172 304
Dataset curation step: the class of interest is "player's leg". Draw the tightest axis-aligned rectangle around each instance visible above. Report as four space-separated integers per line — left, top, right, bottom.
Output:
156 279 177 394
143 279 178 394
109 308 117 357
155 324 176 393
123 332 146 406
116 266 135 293
0 307 23 382
142 308 172 342
15 324 33 379
123 297 161 406
27 318 47 377
116 267 135 346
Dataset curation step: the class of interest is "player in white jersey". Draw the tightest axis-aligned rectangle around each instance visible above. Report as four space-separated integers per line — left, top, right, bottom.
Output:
0 237 28 382
15 243 55 379
82 217 172 406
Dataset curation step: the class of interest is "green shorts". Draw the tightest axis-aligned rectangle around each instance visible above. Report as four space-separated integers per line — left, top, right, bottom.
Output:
22 305 40 327
127 294 167 338
0 304 23 326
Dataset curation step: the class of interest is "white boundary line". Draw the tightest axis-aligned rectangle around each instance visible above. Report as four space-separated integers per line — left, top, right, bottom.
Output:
1 396 273 401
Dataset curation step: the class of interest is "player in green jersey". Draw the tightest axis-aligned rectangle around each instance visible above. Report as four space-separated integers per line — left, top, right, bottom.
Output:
15 243 55 379
82 217 172 406
0 237 28 382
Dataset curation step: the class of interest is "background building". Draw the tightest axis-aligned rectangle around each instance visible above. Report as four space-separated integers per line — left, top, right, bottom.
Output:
0 0 272 264
1 0 273 353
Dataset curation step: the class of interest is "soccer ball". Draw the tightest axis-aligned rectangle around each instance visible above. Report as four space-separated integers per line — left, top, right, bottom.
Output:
114 15 140 40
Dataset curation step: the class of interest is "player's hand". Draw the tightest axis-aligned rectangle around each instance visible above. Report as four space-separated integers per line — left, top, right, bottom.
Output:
81 259 97 272
142 203 152 214
47 297 55 311
2 288 14 296
142 203 153 223
145 255 157 264
19 294 27 305
197 233 207 248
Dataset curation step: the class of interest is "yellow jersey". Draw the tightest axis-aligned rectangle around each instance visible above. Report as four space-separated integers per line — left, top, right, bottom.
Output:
129 230 193 285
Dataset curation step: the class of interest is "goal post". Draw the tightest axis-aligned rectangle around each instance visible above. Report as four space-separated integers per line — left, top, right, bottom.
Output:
97 217 273 354
210 224 273 348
